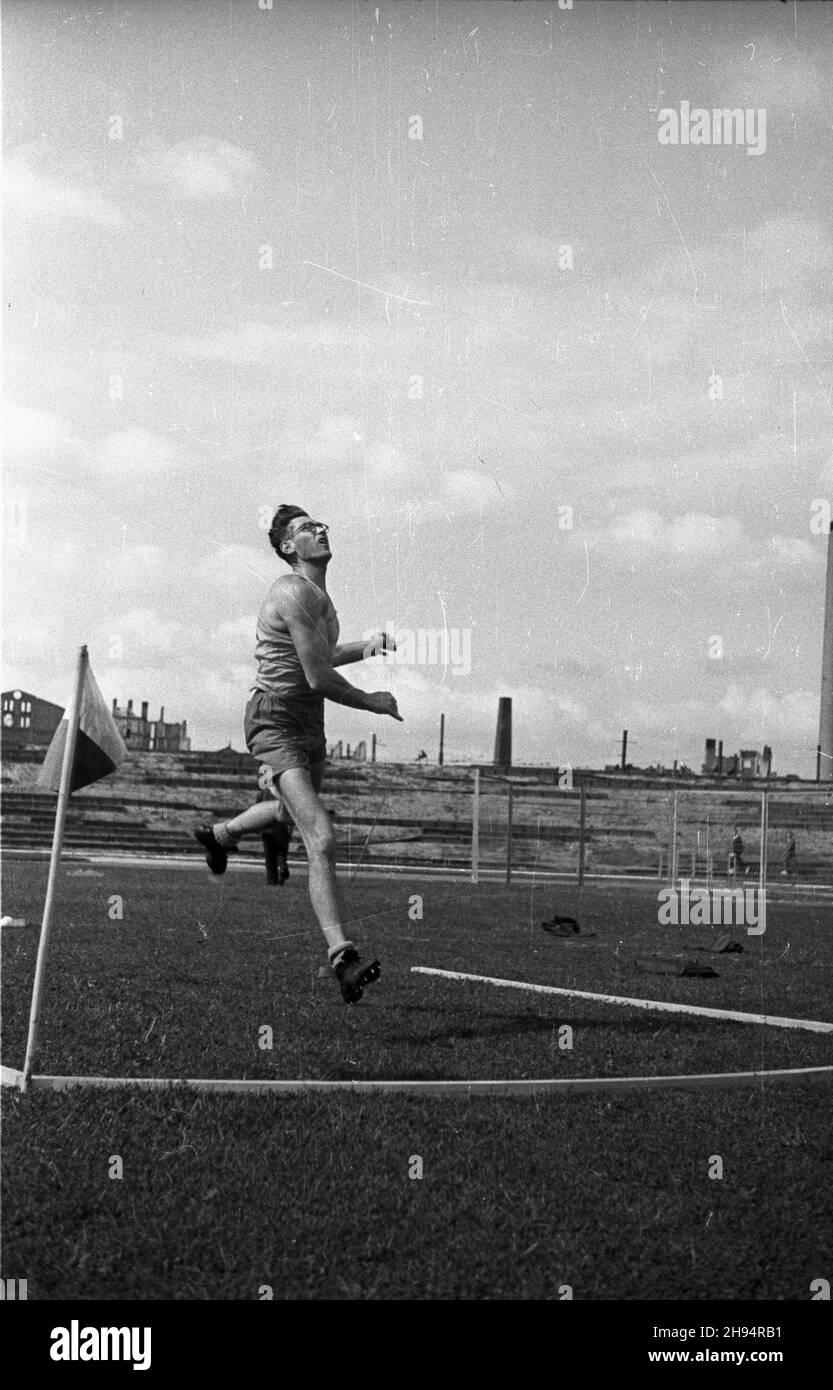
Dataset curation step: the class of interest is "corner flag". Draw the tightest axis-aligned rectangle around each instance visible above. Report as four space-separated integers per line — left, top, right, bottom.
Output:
21 646 127 1090
38 652 127 793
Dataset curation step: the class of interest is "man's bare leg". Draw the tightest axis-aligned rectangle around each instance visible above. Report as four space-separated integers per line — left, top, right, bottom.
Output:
197 763 378 998
199 765 343 949
277 765 379 1001
218 799 290 838
273 764 349 958
269 785 297 884
197 782 293 875
218 793 295 884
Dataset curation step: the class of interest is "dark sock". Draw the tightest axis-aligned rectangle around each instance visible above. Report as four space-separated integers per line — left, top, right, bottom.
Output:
262 834 279 885
329 940 356 967
274 822 291 857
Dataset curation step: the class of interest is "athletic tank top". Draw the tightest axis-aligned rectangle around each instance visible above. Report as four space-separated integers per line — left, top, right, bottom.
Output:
252 572 339 698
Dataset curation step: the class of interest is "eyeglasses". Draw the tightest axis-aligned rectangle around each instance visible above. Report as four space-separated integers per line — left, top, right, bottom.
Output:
287 521 329 538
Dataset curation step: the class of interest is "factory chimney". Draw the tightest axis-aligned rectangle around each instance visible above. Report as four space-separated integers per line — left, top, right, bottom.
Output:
493 698 512 769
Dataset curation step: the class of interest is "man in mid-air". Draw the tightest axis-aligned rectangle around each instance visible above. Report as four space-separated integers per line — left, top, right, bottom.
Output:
195 505 402 1003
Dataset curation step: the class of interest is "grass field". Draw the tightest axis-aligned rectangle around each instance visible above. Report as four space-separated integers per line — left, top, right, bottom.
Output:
2 858 832 1300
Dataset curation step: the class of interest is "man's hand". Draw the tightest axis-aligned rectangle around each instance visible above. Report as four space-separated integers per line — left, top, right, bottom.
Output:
363 631 397 658
368 691 403 721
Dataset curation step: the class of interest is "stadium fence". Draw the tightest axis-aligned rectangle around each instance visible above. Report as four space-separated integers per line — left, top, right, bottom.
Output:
469 774 833 893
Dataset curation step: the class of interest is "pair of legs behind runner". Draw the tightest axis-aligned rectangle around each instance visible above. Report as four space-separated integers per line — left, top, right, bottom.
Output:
257 784 292 885
195 717 380 1003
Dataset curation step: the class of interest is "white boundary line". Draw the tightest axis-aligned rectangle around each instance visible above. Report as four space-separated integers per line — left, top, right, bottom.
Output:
3 1065 833 1096
5 848 833 894
411 967 833 1033
5 850 833 896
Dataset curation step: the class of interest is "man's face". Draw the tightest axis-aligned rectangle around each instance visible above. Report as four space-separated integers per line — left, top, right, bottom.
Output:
283 515 331 564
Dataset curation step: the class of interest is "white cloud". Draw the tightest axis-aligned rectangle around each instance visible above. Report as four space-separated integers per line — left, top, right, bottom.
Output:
17 541 169 596
767 535 822 568
584 510 746 564
1 400 75 462
116 609 188 654
718 683 817 744
90 545 169 594
312 413 364 452
6 537 162 594
556 694 588 721
746 218 833 293
94 429 182 477
572 512 822 585
706 38 831 121
442 469 505 511
159 322 291 364
1 610 56 666
816 453 833 495
514 234 570 269
212 615 258 660
195 545 274 590
158 322 363 363
135 138 261 200
4 149 126 228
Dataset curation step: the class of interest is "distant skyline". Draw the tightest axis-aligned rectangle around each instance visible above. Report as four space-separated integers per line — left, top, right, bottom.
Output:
3 0 832 776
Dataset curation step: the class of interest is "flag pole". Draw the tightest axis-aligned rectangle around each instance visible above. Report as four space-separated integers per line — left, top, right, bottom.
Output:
21 644 88 1091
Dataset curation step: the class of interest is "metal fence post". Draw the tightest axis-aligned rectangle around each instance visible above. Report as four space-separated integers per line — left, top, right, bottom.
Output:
670 790 679 887
759 789 768 898
471 768 480 884
505 781 514 887
578 782 587 889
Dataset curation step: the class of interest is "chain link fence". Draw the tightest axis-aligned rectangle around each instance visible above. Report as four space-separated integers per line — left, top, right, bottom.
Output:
471 774 833 893
668 786 833 893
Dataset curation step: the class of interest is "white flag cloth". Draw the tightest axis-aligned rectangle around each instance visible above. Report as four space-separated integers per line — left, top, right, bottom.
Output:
38 663 127 793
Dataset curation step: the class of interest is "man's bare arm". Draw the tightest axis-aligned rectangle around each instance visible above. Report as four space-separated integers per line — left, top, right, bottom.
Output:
276 589 401 717
331 642 367 668
332 632 395 667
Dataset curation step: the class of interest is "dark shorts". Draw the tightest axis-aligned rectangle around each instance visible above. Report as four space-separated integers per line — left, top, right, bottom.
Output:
244 689 327 793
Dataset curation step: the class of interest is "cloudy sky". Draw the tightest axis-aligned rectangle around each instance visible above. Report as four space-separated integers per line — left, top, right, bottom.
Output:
3 0 832 774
